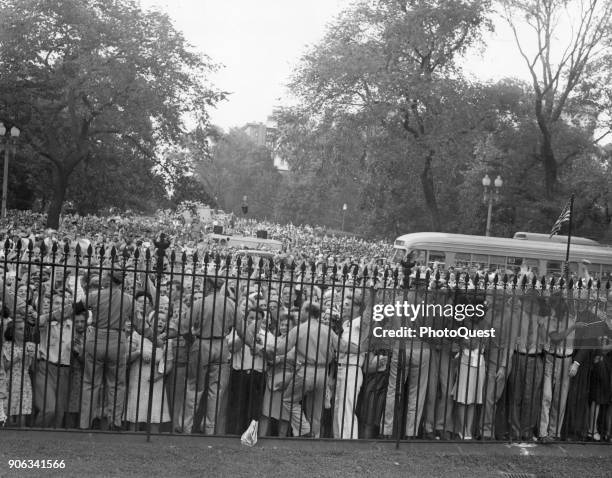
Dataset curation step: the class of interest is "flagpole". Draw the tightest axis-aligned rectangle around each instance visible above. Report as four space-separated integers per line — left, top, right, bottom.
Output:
564 193 575 283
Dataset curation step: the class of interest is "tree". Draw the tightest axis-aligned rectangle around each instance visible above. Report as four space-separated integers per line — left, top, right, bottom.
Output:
0 0 224 227
196 128 281 219
287 0 493 230
454 78 610 239
274 106 416 235
65 145 170 215
171 176 216 207
502 0 612 197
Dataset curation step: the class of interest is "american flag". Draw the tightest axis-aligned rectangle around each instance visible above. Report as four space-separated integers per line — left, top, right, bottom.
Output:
549 199 572 238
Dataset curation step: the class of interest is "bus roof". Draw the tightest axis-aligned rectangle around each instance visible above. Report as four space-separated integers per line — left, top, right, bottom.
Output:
393 232 612 263
513 231 600 246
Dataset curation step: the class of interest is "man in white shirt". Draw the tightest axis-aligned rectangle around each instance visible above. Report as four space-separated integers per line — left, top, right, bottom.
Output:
333 290 372 439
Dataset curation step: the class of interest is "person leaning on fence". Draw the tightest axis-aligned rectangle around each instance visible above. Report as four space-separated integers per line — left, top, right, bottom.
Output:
124 310 172 432
355 347 389 438
182 276 246 435
538 293 583 443
79 270 133 430
507 289 547 441
333 288 375 439
166 296 192 434
423 285 458 441
33 292 78 428
65 302 88 428
480 287 521 440
2 319 36 427
0 274 38 326
571 302 612 441
452 293 488 441
226 306 270 435
381 278 431 439
563 295 600 439
264 300 341 438
258 309 295 437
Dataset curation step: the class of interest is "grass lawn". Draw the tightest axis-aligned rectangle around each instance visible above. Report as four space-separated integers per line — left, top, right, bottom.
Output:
0 431 611 477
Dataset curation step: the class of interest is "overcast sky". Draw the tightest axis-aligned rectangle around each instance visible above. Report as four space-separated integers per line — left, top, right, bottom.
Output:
139 0 532 130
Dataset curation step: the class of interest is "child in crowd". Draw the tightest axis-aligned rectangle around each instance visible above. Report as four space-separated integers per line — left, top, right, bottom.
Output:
452 294 487 440
453 335 486 440
2 319 36 427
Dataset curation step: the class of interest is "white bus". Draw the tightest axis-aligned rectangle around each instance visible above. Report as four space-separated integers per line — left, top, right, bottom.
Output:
391 232 612 280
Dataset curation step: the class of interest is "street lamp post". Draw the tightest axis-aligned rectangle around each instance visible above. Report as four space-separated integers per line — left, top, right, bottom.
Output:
482 174 503 237
0 123 20 219
341 203 347 232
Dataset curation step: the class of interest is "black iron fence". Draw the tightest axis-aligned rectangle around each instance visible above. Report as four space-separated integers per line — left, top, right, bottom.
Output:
0 238 611 443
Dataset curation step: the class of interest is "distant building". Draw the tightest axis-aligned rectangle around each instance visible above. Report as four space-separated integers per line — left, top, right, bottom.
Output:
243 116 289 173
244 122 267 146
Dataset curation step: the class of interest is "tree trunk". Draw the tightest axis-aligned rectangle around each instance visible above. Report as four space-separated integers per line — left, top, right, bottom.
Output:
540 132 557 198
421 150 441 231
46 165 68 229
534 95 557 197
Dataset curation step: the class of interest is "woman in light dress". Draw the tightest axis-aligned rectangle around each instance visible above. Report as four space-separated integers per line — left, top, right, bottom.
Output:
125 311 172 432
259 310 295 436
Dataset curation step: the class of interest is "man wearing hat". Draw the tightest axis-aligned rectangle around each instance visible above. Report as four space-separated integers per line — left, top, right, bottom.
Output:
79 270 133 430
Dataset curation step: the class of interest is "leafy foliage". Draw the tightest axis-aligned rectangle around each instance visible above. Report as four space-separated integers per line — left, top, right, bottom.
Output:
195 129 282 219
268 0 612 241
0 0 224 226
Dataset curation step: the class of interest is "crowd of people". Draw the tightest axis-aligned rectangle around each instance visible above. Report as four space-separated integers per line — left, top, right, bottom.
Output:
0 209 610 443
0 210 394 269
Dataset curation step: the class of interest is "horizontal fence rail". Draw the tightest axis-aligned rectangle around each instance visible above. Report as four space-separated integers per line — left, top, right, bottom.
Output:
0 239 610 443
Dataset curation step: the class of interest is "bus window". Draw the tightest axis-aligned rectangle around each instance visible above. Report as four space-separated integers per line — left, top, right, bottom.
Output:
577 261 597 281
589 264 603 280
489 255 506 274
472 254 489 271
412 249 427 267
524 258 539 276
428 251 446 270
455 253 471 270
507 256 523 274
547 260 563 278
390 249 407 264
